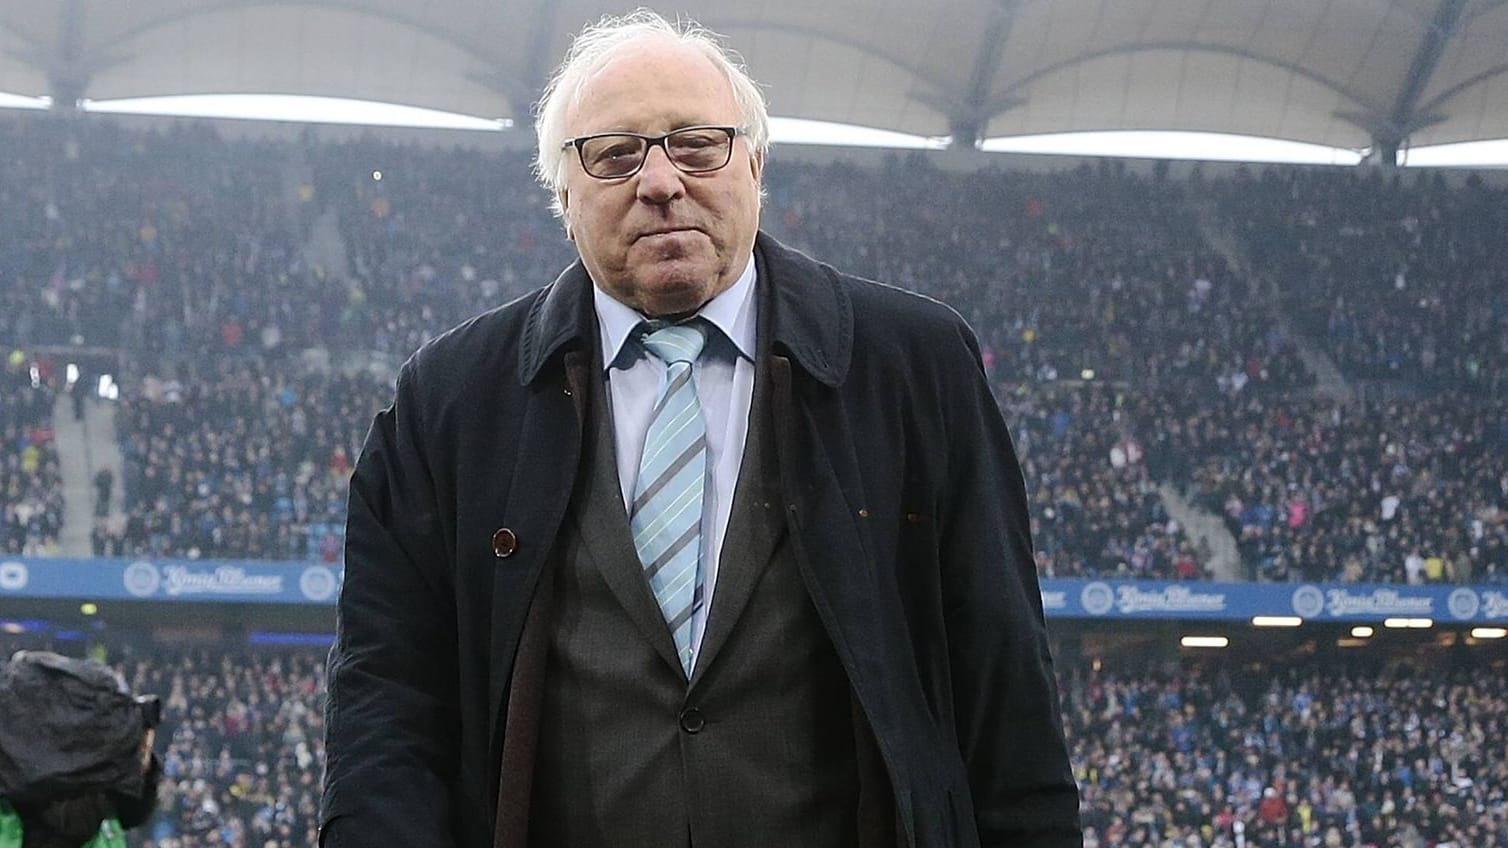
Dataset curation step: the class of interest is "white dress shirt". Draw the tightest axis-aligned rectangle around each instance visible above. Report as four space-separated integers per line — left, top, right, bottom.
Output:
592 256 758 666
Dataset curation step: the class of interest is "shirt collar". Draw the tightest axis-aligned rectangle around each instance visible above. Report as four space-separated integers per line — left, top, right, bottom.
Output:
594 254 757 371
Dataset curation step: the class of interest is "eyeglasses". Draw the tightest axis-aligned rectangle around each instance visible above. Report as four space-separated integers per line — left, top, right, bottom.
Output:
561 125 742 180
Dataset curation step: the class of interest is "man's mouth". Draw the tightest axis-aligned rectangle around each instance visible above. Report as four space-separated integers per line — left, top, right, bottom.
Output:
638 226 698 240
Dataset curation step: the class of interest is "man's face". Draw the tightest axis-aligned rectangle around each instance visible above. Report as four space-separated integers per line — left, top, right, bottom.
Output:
561 40 763 318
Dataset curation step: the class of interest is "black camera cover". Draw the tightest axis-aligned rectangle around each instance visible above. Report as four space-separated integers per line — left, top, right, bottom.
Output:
0 651 152 804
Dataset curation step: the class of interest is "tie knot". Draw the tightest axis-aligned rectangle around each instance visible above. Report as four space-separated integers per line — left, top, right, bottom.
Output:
638 320 707 365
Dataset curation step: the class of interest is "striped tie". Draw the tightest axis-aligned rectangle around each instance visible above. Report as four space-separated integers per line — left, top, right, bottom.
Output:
630 320 708 676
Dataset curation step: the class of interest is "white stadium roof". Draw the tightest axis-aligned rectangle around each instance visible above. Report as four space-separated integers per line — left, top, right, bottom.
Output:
2 0 1506 159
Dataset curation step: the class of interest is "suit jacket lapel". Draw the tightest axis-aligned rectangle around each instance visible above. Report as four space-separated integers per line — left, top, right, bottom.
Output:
689 348 782 688
573 361 687 678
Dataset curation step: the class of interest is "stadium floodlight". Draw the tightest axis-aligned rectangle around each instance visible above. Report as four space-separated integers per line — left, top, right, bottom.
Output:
0 91 50 110
81 94 512 131
1251 616 1302 627
79 603 98 616
980 131 1366 166
1383 618 1433 629
1401 139 1508 169
1470 627 1507 640
1180 636 1229 648
1350 626 1375 638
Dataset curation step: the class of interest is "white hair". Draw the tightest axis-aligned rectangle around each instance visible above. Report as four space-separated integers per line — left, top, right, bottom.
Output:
533 9 770 217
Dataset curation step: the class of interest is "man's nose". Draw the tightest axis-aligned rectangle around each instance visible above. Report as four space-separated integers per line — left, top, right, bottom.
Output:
635 145 685 203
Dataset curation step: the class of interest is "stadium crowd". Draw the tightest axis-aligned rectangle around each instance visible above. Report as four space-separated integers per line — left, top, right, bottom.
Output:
118 646 326 848
1168 392 1508 584
1069 660 1508 847
0 353 63 555
1 115 1506 585
7 638 1502 848
1217 167 1508 393
766 156 1312 392
0 118 300 357
313 138 575 357
108 360 384 562
1003 382 1207 580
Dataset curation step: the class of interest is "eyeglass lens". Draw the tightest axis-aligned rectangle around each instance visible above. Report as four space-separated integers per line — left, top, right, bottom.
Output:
579 128 732 178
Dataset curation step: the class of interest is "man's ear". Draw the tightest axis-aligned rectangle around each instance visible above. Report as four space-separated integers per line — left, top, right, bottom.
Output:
558 190 574 241
749 149 764 185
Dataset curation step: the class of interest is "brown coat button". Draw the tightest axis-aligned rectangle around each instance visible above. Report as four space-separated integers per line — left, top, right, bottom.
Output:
491 528 518 558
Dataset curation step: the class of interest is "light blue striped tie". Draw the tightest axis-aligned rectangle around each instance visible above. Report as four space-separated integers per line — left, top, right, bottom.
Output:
630 320 708 676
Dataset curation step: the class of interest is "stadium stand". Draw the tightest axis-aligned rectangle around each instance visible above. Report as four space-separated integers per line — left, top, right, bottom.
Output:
1215 167 1508 393
2 116 1508 848
0 354 63 555
1166 392 1508 585
1001 382 1203 581
312 138 574 357
1067 658 1508 848
2 116 1505 584
119 646 326 848
3 637 1501 848
110 359 383 562
764 157 1312 391
0 119 297 355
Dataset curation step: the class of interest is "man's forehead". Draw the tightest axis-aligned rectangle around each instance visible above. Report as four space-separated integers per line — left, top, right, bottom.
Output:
565 40 735 131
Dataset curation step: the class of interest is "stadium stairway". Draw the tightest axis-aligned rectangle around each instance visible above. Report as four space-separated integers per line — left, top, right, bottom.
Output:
1191 197 1355 403
283 151 350 281
51 393 125 557
1157 482 1242 580
1272 315 1354 403
305 207 352 281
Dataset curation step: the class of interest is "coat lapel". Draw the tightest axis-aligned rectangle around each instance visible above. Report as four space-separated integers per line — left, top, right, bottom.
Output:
488 267 595 764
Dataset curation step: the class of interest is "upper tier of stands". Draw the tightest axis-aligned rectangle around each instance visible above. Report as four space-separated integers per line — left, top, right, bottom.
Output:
1 115 1503 582
1217 167 1508 391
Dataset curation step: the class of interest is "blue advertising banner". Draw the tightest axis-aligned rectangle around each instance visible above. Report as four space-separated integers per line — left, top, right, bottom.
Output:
3 557 1507 623
1038 578 1508 624
0 557 343 605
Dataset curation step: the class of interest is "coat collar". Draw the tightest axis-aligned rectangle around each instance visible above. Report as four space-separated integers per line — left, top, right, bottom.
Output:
517 232 851 388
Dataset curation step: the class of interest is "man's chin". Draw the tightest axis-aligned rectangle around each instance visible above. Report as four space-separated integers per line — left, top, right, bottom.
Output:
634 272 719 318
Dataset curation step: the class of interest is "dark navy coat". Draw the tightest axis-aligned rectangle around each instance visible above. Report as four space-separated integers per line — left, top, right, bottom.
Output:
321 233 1081 848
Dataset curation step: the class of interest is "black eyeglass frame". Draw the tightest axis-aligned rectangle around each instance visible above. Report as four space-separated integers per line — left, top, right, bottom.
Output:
560 125 744 180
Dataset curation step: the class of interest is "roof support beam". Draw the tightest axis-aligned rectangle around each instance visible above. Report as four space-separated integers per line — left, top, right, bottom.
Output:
949 0 1020 149
1346 0 1467 164
1388 0 1468 159
48 0 88 110
465 0 560 122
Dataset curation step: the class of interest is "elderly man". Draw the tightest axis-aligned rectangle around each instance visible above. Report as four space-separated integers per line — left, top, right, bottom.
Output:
321 10 1079 848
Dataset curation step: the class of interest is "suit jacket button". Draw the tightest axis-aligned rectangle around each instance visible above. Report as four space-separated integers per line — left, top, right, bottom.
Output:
492 528 518 558
679 707 705 734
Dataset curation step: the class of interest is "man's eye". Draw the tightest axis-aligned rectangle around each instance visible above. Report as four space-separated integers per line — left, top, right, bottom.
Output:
595 143 639 162
671 133 719 150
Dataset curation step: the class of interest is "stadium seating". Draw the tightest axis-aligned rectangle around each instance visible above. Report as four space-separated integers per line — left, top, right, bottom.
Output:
1216 166 1508 392
1 115 1505 585
0 356 62 555
9 641 1502 848
1068 660 1508 847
